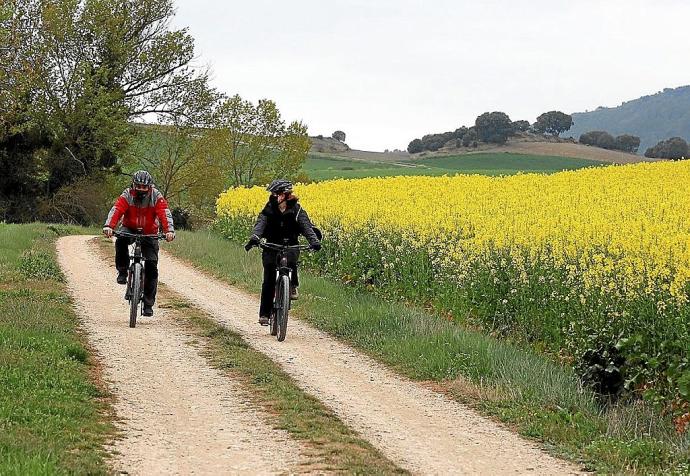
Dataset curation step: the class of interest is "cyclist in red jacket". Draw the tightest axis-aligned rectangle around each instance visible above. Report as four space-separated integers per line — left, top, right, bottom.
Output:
102 170 175 316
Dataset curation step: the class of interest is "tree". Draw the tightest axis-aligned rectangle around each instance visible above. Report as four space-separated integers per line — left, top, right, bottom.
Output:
644 137 689 159
131 124 221 210
579 130 615 150
420 133 448 151
207 95 310 187
407 138 423 154
533 111 573 136
462 128 478 147
0 0 214 222
453 126 468 140
475 112 512 144
512 120 531 133
614 134 641 154
332 130 346 142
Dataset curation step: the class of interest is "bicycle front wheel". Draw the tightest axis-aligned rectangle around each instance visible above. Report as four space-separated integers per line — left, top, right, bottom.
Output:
270 308 278 336
276 275 290 342
129 263 142 328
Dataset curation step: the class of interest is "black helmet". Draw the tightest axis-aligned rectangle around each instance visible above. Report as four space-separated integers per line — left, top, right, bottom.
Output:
132 170 153 187
266 179 293 194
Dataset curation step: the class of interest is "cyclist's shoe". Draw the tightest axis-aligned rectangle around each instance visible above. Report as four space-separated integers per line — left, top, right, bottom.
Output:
143 305 154 317
116 271 127 285
258 315 270 326
290 286 299 300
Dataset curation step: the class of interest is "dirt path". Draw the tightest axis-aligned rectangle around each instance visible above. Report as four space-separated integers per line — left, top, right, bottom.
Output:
156 250 583 475
57 236 308 475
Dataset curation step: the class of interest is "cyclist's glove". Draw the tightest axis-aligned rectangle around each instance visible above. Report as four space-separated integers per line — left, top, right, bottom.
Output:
245 235 260 252
310 241 322 251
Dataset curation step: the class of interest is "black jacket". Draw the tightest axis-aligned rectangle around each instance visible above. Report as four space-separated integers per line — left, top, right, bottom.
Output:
250 197 320 246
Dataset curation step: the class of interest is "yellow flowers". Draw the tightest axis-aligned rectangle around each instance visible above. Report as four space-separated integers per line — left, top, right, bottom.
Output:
217 162 690 404
217 161 690 302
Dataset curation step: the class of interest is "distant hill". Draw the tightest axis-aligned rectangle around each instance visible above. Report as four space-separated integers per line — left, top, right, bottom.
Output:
316 134 651 165
565 85 690 154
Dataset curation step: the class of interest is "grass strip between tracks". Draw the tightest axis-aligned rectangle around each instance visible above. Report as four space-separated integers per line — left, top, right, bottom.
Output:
157 288 406 474
0 224 113 475
165 229 690 475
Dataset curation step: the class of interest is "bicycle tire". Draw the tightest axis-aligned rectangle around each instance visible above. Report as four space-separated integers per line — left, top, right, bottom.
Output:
276 275 290 342
129 263 142 328
270 308 278 336
270 279 281 336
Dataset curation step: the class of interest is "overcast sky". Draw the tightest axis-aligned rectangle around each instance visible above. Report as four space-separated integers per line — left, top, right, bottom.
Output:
171 0 690 151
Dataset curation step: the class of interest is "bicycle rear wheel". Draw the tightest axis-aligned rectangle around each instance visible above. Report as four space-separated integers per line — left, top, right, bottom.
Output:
276 275 290 342
129 263 142 328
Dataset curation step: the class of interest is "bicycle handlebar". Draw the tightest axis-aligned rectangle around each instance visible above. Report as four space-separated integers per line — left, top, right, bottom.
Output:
258 241 313 252
113 230 166 240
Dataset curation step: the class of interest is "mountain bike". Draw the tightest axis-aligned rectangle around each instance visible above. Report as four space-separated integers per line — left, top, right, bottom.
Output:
113 230 165 328
258 240 313 342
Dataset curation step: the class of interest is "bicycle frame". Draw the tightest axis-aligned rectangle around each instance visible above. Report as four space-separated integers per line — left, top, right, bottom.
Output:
258 240 311 341
113 229 164 327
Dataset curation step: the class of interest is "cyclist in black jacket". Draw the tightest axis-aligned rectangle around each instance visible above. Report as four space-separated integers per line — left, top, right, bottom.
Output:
245 179 321 326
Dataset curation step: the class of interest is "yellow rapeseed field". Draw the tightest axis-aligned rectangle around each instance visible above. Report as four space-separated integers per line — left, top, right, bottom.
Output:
217 161 690 303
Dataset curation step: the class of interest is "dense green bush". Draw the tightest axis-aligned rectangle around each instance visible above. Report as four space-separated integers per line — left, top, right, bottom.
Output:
512 120 531 133
645 137 689 159
614 134 641 153
579 130 616 149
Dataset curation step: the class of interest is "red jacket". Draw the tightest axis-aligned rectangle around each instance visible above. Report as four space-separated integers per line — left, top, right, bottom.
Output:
105 187 174 234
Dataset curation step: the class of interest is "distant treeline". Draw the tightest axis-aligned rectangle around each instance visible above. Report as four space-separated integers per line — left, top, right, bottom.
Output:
578 131 640 153
578 131 689 159
408 111 574 153
408 108 685 158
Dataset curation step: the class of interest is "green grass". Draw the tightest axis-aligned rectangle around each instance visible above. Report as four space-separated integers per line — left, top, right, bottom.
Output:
157 290 405 474
303 153 604 181
0 224 113 475
166 230 690 474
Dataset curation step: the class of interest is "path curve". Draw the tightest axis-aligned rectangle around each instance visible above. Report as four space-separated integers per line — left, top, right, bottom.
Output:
57 236 308 475
157 248 583 475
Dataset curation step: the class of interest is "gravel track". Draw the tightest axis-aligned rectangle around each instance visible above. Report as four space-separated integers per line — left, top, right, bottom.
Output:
57 235 308 475
156 248 583 475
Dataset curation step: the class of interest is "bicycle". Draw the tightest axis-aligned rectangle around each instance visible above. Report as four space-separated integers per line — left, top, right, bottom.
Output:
113 229 165 328
258 239 313 342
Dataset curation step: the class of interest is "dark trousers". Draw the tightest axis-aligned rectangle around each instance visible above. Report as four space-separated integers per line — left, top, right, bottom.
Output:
259 250 299 317
115 235 160 307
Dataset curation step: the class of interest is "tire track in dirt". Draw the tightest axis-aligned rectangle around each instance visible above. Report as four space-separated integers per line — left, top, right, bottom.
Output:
57 236 309 475
157 249 584 475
